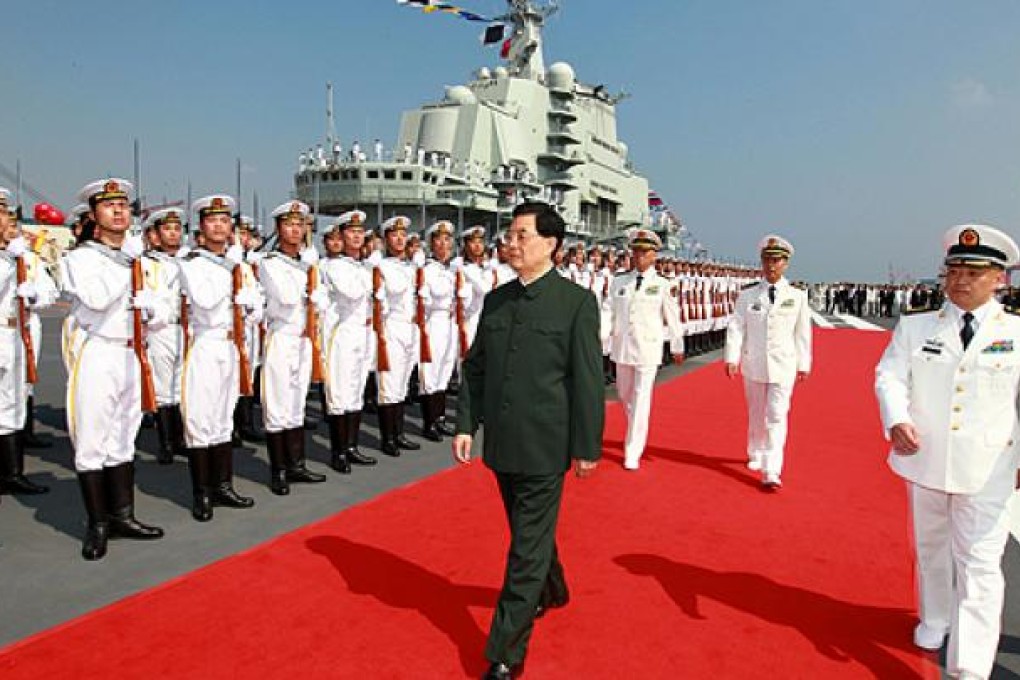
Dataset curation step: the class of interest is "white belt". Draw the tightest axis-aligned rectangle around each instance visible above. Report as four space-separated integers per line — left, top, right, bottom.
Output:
86 332 138 348
191 328 235 341
267 324 306 337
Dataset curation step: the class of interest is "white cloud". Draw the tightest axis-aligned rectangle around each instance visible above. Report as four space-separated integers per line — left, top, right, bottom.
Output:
951 77 994 110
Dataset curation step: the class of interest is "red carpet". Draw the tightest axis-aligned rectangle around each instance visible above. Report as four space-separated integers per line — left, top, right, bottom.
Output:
0 329 938 679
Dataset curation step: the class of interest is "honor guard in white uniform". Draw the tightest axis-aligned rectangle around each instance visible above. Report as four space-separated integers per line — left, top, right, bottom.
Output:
371 215 423 457
724 235 812 489
608 230 685 470
141 208 186 464
62 179 166 559
875 225 1020 680
178 195 259 521
589 244 616 384
259 201 329 493
459 225 493 349
234 216 266 445
492 233 517 287
418 220 471 441
0 189 54 496
320 211 377 473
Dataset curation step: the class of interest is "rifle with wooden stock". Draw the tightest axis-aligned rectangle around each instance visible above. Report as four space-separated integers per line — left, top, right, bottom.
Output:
415 266 432 363
372 266 390 372
14 255 37 384
131 258 158 412
454 269 469 360
306 265 324 383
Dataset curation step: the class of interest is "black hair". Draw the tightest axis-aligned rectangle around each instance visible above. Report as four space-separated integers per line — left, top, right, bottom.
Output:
512 202 565 256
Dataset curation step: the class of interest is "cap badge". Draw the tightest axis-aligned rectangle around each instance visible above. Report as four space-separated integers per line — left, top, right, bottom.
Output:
211 197 225 210
104 180 120 193
959 228 980 247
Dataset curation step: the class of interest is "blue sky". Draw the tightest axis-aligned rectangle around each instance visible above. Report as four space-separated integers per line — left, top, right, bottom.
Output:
3 0 1019 281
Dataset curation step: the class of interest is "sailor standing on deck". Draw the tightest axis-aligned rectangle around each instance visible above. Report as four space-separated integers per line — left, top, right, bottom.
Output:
62 179 166 559
0 188 54 496
371 215 423 457
608 229 684 470
459 225 493 349
259 201 329 493
320 211 377 473
875 225 1020 680
141 208 187 465
724 235 811 489
178 195 259 521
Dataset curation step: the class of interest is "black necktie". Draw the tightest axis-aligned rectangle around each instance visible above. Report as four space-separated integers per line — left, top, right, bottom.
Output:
961 312 975 350
635 274 643 291
768 285 776 305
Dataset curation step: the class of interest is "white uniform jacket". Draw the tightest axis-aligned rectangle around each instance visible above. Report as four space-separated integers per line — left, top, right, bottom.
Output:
725 278 812 386
875 301 1020 494
608 269 684 367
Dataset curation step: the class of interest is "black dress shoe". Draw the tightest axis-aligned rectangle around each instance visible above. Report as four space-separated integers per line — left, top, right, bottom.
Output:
421 426 443 442
347 447 377 466
482 662 520 679
192 491 213 522
212 484 255 508
2 474 49 495
435 419 457 437
394 435 421 451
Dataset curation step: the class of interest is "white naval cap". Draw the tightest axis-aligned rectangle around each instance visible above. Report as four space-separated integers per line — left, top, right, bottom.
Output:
461 224 486 241
758 234 794 258
0 187 11 208
270 200 310 221
381 215 412 234
70 203 89 220
237 215 257 232
191 194 236 218
333 210 367 231
77 178 135 206
628 228 663 251
943 224 1020 269
425 220 455 240
143 207 185 231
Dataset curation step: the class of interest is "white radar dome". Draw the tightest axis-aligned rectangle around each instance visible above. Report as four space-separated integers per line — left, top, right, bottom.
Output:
547 62 576 90
493 66 509 80
444 85 477 105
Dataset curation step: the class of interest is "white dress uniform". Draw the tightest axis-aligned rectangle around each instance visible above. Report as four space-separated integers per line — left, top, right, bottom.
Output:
875 224 1020 680
461 259 494 349
144 250 184 407
321 253 373 415
608 236 685 470
725 251 812 486
0 252 32 436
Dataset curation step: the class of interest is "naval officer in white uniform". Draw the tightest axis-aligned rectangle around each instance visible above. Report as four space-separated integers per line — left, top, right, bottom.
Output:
608 229 684 470
724 235 811 489
875 224 1020 680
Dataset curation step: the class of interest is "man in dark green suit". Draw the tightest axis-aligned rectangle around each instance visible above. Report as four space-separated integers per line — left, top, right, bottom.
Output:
453 202 605 679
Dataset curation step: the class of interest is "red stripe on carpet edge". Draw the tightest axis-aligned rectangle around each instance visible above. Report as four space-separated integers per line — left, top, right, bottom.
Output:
1 328 938 679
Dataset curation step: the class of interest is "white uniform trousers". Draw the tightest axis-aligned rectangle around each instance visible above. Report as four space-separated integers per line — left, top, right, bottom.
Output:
742 379 793 476
0 328 28 435
61 316 86 374
261 331 312 432
68 338 140 472
616 363 658 467
378 320 416 405
324 322 371 415
181 334 239 448
910 466 1014 679
420 315 457 395
148 324 184 406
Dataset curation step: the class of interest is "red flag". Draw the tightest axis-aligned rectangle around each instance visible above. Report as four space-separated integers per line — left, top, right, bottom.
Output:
500 38 512 59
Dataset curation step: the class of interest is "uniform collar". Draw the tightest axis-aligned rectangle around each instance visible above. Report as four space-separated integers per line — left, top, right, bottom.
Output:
518 266 556 298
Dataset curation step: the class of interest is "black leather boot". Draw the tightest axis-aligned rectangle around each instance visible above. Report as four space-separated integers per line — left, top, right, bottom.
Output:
419 393 443 442
394 403 421 450
22 396 51 448
435 392 456 437
265 430 290 495
170 405 186 459
0 431 49 494
328 415 351 474
377 404 401 457
284 428 326 483
154 406 175 465
237 396 265 443
363 373 378 414
77 470 108 561
104 463 164 539
188 447 213 522
211 442 255 508
345 411 376 466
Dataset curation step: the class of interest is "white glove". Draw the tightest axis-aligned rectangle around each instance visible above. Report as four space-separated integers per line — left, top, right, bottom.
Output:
411 250 426 268
122 234 146 260
365 250 384 267
308 286 330 312
374 288 386 302
484 258 497 271
6 236 28 258
300 247 320 266
456 284 470 299
246 250 265 265
224 244 244 266
417 284 432 303
234 287 260 312
449 256 464 272
16 281 37 301
132 288 158 317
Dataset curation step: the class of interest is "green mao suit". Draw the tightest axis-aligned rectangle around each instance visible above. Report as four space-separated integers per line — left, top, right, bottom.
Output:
457 267 605 666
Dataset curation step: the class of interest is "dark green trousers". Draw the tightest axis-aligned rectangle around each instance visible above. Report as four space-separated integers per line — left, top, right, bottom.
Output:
485 471 566 665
